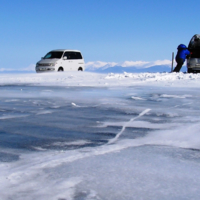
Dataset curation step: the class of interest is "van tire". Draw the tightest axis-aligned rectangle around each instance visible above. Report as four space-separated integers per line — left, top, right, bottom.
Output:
187 68 193 73
78 67 83 71
58 67 64 72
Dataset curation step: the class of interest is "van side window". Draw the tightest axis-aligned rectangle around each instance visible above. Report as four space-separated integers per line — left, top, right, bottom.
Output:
63 52 82 59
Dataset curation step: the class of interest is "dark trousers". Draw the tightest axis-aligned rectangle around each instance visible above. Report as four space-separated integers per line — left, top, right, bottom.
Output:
173 58 184 72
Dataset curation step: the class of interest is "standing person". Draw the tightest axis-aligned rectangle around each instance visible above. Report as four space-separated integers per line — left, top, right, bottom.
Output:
173 44 190 72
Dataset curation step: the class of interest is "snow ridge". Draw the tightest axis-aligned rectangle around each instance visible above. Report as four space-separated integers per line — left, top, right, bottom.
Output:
0 72 200 88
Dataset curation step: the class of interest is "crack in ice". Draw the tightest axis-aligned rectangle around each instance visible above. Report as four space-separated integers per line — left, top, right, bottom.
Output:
108 108 151 144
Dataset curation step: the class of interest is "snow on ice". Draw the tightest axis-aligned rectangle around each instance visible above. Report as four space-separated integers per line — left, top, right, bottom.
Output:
0 71 199 87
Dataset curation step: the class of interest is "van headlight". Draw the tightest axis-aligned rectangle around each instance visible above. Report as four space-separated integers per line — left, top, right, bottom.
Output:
50 62 57 66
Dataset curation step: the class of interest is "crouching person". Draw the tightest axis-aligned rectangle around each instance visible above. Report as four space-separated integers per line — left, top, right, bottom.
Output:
173 44 190 72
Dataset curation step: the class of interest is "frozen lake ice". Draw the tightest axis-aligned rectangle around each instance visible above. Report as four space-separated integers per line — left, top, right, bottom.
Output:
1 81 200 199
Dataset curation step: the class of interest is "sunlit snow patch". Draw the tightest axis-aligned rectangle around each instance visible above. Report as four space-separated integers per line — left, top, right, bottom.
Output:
0 114 29 120
71 102 81 107
160 94 192 99
36 110 53 115
4 99 19 102
131 96 146 100
52 140 92 146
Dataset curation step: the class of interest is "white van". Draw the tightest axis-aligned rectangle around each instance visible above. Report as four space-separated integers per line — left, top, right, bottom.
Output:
35 49 85 72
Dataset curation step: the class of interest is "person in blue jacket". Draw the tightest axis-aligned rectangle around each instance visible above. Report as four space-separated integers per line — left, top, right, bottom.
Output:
173 44 190 72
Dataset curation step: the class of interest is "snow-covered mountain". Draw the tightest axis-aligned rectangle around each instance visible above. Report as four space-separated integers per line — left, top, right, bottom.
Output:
86 65 173 73
85 60 187 73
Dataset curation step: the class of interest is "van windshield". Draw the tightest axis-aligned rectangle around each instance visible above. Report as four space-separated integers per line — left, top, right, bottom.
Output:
43 51 64 59
188 35 200 50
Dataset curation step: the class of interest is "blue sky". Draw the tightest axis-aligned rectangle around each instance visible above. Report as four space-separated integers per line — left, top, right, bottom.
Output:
0 0 199 70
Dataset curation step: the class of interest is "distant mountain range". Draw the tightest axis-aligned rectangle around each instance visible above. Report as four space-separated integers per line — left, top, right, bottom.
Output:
0 62 187 73
86 65 187 73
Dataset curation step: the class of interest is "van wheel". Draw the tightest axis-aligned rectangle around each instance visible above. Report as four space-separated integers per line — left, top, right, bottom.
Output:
58 67 64 72
187 68 193 73
78 67 83 71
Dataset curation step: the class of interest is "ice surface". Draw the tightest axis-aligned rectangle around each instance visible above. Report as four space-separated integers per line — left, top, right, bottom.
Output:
0 72 200 199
